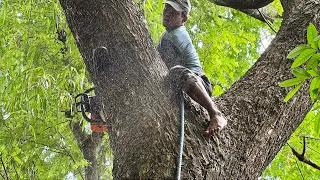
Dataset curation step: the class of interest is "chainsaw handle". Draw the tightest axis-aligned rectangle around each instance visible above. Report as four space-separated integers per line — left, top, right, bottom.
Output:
76 101 94 123
84 87 95 94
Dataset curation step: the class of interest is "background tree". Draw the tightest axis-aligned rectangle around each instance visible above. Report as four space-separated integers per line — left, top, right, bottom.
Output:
0 0 112 179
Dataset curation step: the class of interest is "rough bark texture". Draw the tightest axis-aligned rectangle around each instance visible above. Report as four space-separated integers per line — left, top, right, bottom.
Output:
238 7 280 23
59 0 320 179
59 0 178 178
71 122 103 180
213 1 320 178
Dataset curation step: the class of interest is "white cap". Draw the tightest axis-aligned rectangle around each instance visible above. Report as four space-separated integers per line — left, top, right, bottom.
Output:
166 1 184 12
165 0 191 15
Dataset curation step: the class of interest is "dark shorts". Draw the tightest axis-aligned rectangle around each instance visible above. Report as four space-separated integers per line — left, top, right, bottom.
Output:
168 65 213 96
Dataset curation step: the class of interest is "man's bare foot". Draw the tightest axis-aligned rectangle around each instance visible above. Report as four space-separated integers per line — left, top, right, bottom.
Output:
204 114 227 136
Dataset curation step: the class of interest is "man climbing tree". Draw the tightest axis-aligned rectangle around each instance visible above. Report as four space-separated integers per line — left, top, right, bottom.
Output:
157 0 227 136
59 0 320 179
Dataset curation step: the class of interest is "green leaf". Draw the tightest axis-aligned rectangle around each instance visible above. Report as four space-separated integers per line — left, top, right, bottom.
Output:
291 48 317 68
311 88 320 101
307 23 318 49
287 44 311 59
284 83 303 102
314 35 320 49
10 146 21 157
279 78 304 87
14 156 22 165
0 145 8 154
314 113 320 135
307 69 320 77
306 53 320 69
29 124 36 141
292 67 310 79
310 77 320 101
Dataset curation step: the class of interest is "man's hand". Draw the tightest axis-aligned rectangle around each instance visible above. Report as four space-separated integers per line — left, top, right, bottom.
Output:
204 114 227 136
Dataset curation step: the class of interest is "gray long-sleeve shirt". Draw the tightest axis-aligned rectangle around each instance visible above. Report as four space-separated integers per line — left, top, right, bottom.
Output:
158 26 203 74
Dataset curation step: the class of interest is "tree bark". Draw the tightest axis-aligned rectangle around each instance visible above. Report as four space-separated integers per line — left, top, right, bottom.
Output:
71 122 103 180
60 0 320 179
211 0 274 9
238 7 280 23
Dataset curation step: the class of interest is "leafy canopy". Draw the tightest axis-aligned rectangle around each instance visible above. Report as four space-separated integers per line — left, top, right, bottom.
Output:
0 0 96 178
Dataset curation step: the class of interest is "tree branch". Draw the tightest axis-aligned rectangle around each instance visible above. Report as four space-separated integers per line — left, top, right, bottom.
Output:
70 121 104 179
288 140 320 171
210 1 281 28
238 7 281 24
38 120 70 135
212 0 275 9
0 172 7 180
12 159 19 180
302 136 306 156
57 128 85 180
294 159 305 179
0 155 9 180
299 136 320 141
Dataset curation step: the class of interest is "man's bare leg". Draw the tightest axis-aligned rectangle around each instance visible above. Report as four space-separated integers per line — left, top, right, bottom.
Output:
184 77 227 136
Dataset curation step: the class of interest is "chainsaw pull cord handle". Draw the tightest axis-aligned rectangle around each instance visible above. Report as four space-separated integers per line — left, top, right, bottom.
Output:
177 91 185 180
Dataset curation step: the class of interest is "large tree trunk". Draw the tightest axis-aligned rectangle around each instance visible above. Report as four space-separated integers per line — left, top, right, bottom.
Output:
59 0 319 179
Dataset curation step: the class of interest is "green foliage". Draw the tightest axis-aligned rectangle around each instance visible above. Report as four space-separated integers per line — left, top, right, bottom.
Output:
281 23 320 135
280 77 305 87
283 83 304 102
310 77 320 101
306 53 320 69
262 109 320 179
287 44 312 59
308 24 318 49
281 23 320 105
292 67 311 79
0 0 111 179
191 4 263 96
291 49 317 68
314 112 320 134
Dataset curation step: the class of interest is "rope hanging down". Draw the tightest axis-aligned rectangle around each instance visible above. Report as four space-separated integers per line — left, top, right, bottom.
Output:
177 91 185 180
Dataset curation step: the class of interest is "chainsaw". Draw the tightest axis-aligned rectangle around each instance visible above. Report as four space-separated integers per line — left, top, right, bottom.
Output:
64 88 109 133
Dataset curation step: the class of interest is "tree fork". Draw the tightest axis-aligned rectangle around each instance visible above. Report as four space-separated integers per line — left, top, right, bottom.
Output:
60 0 320 179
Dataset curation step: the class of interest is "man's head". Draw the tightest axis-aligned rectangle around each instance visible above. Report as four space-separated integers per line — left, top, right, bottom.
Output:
162 0 191 30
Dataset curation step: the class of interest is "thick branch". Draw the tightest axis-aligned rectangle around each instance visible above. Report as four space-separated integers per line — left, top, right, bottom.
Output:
212 0 274 9
238 8 281 23
71 122 103 180
208 1 281 27
215 1 319 178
